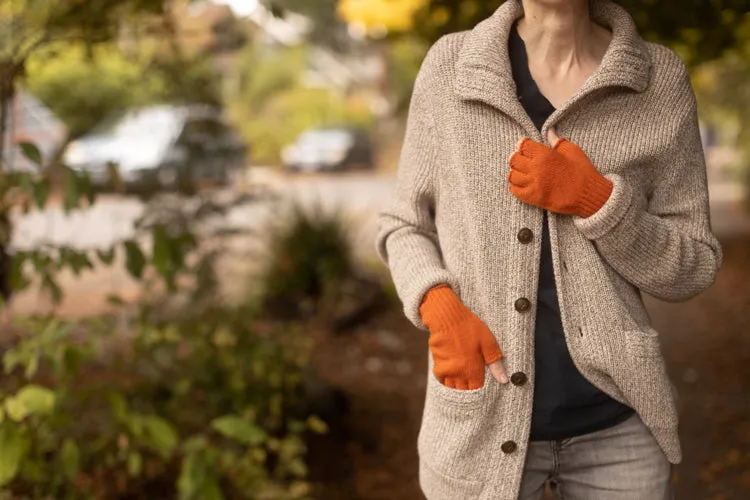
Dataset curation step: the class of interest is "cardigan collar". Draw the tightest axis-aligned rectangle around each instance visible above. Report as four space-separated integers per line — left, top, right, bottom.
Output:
455 0 652 121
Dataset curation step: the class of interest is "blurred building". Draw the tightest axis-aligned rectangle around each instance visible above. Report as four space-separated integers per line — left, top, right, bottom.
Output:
2 91 68 172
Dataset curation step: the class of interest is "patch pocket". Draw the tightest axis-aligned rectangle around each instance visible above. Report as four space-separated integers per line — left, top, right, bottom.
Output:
427 367 492 407
418 367 495 485
624 326 663 359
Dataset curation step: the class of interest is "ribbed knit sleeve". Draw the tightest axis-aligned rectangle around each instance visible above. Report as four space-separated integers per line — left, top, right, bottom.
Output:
573 61 723 302
376 40 461 330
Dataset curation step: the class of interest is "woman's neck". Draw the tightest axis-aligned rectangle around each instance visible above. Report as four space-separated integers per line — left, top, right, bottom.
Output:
517 1 606 77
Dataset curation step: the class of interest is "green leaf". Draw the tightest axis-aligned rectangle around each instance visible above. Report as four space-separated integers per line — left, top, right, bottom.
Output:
63 168 81 212
4 397 28 422
25 355 39 379
127 451 142 477
15 385 55 416
32 178 51 210
109 392 128 422
106 294 125 306
79 169 96 206
0 424 25 486
66 251 94 276
142 415 178 458
19 142 43 168
177 449 222 500
9 252 30 293
210 415 266 446
182 435 208 454
152 224 171 276
124 240 146 279
61 439 80 480
42 274 63 304
96 247 116 266
20 458 43 482
306 415 328 434
288 457 307 478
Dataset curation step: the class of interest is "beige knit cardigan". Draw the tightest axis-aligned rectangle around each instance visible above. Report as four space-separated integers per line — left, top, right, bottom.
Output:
375 0 723 498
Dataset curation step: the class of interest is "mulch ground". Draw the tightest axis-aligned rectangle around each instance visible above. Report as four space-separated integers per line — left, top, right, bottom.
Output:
309 235 750 500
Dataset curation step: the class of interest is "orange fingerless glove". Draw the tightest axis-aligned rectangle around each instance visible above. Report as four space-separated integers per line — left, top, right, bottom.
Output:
508 137 613 218
419 285 503 390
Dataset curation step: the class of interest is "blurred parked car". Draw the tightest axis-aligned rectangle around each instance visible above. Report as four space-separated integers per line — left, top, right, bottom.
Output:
64 104 247 193
281 127 373 173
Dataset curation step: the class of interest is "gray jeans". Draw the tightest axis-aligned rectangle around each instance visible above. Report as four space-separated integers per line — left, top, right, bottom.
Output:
519 414 674 500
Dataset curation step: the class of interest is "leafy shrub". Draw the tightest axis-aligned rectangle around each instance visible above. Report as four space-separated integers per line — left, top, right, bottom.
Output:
0 148 329 497
0 307 326 499
260 203 354 319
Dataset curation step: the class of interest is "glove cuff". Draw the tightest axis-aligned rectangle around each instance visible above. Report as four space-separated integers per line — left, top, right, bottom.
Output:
419 285 467 330
578 173 614 218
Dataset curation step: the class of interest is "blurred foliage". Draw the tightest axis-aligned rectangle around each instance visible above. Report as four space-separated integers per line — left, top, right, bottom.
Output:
692 15 750 208
0 0 168 62
3 145 101 305
274 0 750 66
25 43 166 139
261 203 353 319
0 0 229 162
338 0 425 33
263 0 350 51
146 51 223 107
1 142 328 497
411 0 750 66
228 45 373 164
387 37 429 115
0 0 178 166
0 283 323 498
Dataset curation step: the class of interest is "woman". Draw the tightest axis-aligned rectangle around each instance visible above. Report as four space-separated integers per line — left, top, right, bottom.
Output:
375 0 722 498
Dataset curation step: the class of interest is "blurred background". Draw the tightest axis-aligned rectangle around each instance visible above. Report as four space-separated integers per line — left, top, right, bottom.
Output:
0 0 748 498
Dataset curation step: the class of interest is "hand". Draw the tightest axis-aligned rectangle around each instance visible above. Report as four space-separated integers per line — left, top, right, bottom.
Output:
508 128 613 218
420 285 509 390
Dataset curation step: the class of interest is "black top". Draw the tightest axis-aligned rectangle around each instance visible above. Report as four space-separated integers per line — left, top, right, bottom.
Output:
508 22 634 441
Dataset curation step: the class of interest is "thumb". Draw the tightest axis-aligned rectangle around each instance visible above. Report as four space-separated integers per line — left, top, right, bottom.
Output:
479 331 507 384
546 128 560 147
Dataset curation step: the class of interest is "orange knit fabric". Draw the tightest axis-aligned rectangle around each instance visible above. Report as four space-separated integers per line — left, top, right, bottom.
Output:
508 137 613 218
419 285 503 390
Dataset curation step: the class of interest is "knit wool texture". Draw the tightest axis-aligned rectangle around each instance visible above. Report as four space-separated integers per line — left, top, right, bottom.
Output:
420 285 504 391
375 0 723 499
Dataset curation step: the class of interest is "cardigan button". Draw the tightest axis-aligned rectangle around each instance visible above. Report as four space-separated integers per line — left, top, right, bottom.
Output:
514 297 531 312
501 441 518 454
517 228 533 244
510 372 528 386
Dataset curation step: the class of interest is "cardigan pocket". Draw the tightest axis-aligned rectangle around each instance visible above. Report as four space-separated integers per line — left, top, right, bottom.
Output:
611 327 679 445
428 368 492 405
419 458 484 500
417 366 495 486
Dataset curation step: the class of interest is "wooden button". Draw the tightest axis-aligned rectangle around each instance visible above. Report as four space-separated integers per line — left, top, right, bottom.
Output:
514 297 531 312
501 441 518 454
517 228 533 244
510 372 528 386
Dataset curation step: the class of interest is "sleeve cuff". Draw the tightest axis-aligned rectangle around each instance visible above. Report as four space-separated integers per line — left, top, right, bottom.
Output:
405 270 462 331
573 174 634 240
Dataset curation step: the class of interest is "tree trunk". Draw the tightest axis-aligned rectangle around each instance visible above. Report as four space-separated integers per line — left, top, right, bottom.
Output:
0 59 19 174
0 60 18 306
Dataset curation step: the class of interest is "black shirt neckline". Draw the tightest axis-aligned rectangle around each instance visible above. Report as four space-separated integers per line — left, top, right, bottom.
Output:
508 21 556 131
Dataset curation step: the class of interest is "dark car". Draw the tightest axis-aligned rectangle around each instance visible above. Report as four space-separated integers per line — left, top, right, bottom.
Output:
64 104 247 193
281 127 374 173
